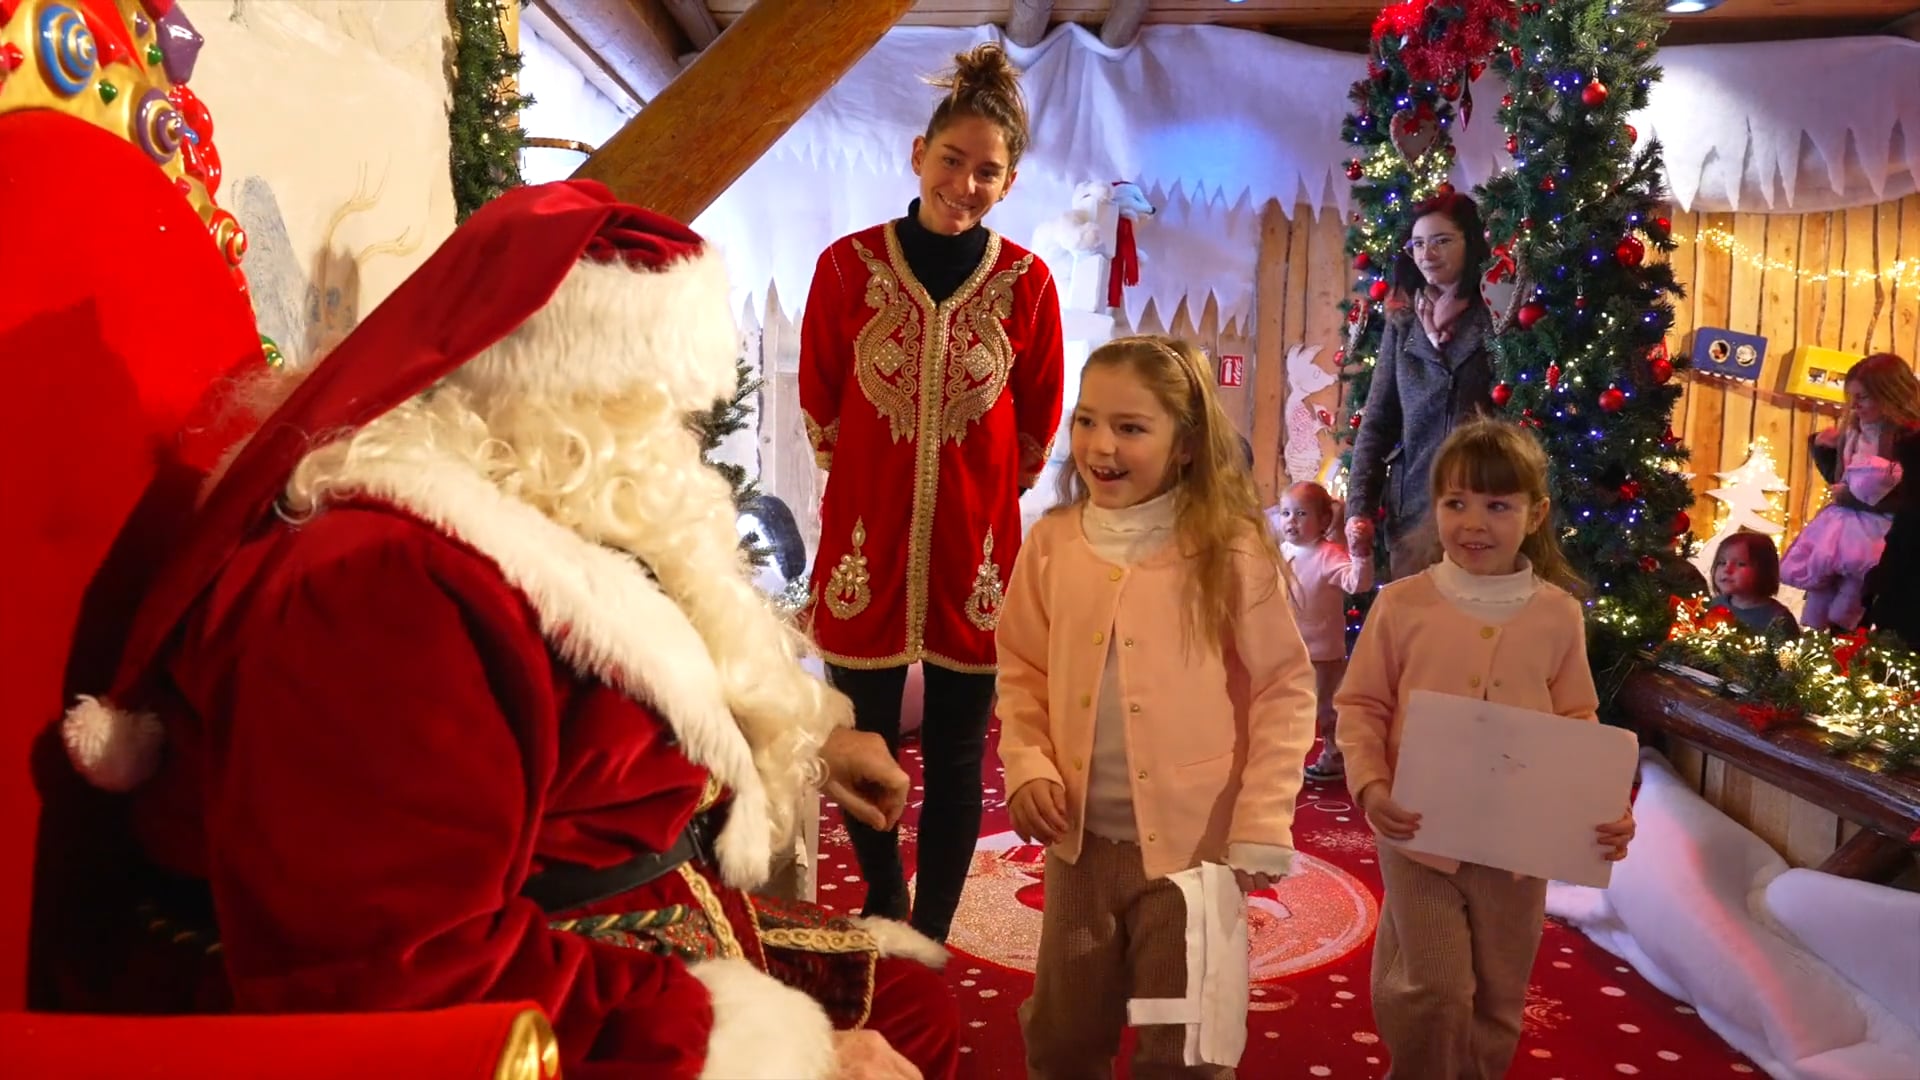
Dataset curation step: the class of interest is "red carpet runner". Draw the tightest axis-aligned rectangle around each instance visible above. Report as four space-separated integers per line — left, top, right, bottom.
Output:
812 726 1761 1078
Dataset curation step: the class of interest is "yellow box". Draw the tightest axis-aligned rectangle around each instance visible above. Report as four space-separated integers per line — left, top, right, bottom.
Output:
1785 345 1861 404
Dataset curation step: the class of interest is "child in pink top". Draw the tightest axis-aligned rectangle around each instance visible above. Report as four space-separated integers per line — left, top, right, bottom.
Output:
1268 482 1371 781
1335 418 1636 1078
996 334 1317 1079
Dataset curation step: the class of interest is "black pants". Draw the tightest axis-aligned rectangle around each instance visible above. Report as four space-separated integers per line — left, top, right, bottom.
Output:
827 661 996 943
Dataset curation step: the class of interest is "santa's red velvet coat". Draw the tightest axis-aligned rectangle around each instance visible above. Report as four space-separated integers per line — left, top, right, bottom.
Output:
130 457 958 1080
799 223 1064 672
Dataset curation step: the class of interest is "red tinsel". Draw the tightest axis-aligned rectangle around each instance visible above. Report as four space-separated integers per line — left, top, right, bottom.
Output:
1371 0 1519 86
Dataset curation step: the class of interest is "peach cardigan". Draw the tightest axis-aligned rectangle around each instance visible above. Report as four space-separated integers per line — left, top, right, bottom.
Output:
995 508 1318 880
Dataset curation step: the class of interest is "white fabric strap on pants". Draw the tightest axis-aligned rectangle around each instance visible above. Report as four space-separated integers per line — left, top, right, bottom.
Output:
1124 862 1250 1068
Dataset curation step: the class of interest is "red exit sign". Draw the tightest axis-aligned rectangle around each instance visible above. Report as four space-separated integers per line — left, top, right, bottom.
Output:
1218 354 1246 388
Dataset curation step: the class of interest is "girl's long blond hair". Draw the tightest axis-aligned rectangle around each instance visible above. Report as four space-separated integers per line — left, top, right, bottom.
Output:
1054 335 1282 651
1427 417 1586 595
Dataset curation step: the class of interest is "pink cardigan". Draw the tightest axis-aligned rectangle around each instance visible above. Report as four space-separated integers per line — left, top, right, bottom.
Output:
995 508 1318 880
1333 572 1600 809
1280 539 1372 662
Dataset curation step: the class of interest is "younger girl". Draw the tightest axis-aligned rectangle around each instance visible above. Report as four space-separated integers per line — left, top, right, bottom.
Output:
1781 352 1920 630
1269 482 1372 780
996 335 1317 1078
1335 417 1635 1078
1707 531 1799 635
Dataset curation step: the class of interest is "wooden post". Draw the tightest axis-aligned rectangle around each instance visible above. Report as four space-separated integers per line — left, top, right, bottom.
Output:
1100 0 1150 49
573 0 915 224
1007 0 1054 47
1250 200 1292 505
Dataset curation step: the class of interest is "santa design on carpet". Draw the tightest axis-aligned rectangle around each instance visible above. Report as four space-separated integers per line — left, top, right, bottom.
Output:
60 180 958 1080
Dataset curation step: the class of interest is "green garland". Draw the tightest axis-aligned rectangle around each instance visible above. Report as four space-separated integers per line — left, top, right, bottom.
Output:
449 0 532 221
1655 610 1920 771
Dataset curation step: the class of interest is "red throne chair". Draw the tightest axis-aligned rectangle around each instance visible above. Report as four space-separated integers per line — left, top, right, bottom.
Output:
0 1 558 1072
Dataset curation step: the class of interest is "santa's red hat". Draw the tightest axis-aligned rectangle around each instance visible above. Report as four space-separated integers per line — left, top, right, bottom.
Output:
63 179 742 790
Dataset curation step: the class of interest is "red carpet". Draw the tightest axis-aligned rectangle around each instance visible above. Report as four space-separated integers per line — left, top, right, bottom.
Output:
813 725 1761 1078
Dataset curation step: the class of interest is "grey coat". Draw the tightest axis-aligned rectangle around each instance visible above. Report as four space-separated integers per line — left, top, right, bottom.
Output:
1347 304 1495 578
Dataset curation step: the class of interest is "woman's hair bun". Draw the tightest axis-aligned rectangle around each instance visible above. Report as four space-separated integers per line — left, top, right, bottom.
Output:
922 43 1031 165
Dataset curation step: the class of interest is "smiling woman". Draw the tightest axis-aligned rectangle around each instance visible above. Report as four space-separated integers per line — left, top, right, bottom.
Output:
796 43 1066 948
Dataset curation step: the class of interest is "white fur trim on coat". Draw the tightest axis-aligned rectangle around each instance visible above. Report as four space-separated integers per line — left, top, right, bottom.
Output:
690 958 837 1080
61 695 165 792
454 251 740 412
849 916 950 970
331 452 779 888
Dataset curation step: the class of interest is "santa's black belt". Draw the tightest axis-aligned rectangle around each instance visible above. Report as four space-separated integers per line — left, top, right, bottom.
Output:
520 810 717 914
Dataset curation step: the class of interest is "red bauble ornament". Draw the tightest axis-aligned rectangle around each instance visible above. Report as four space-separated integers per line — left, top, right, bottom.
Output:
1582 79 1610 108
1574 295 1588 310
1492 383 1513 407
1619 480 1642 501
1506 134 1519 155
1350 411 1364 430
1440 78 1461 100
1546 363 1561 389
1650 357 1674 384
1654 215 1671 234
1346 160 1364 181
1509 46 1524 66
1624 123 1638 144
1516 301 1547 330
1540 175 1557 193
1615 235 1646 267
1501 93 1516 109
1639 555 1660 573
1354 251 1371 270
1368 279 1390 301
1670 511 1691 537
1436 182 1455 197
1598 387 1627 413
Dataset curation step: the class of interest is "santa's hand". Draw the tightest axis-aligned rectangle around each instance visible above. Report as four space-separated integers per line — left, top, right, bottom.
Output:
821 728 909 832
833 1029 922 1080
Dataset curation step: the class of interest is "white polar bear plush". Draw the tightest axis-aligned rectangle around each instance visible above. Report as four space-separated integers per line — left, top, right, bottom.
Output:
1032 180 1157 266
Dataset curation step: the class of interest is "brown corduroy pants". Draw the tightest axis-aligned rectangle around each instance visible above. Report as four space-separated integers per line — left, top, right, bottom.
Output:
1371 845 1549 1079
1019 834 1235 1080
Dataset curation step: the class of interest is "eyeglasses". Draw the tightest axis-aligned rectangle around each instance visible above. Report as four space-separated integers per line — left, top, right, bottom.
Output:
1405 235 1461 254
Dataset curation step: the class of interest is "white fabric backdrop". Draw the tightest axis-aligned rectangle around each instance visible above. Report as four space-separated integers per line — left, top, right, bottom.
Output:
520 22 1920 330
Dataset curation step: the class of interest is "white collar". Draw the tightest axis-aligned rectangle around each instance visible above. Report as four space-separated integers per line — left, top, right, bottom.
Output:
1083 489 1178 538
1429 553 1539 606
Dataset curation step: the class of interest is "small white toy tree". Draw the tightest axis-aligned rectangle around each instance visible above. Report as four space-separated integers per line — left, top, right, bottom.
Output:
1689 438 1798 612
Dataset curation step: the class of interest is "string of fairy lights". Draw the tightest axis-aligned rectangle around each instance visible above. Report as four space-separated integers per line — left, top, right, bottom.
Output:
1672 227 1920 291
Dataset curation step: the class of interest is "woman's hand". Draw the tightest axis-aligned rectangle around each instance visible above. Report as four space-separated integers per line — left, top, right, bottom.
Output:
1596 808 1635 862
820 728 909 832
1359 781 1421 841
833 1029 922 1080
1814 427 1841 449
1009 779 1070 845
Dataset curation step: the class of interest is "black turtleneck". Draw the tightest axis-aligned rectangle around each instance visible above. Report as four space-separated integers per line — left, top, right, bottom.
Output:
894 199 990 304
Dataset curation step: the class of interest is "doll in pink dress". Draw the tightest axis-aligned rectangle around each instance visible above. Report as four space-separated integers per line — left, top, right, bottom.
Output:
1268 482 1372 780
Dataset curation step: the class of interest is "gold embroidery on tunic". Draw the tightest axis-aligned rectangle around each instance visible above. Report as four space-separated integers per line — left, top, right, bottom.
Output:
824 518 873 620
1018 432 1051 477
803 412 840 471
850 239 923 443
964 529 1006 632
941 254 1032 444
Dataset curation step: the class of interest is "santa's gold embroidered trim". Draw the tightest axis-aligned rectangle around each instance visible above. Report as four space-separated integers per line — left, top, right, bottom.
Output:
963 528 1006 632
824 518 873 620
676 865 742 959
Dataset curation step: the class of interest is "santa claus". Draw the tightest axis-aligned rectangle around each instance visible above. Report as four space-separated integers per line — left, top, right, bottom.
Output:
62 181 958 1079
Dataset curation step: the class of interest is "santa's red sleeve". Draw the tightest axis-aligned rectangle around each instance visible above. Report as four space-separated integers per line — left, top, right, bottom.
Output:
168 517 834 1080
798 242 850 471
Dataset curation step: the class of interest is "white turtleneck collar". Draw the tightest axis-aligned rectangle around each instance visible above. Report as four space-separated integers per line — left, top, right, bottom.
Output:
1083 490 1178 566
1429 553 1540 624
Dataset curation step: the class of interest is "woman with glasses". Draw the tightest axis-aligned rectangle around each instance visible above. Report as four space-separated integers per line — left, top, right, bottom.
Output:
1345 192 1496 580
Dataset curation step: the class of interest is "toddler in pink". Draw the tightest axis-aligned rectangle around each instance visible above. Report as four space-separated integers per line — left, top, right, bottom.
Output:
1267 482 1371 780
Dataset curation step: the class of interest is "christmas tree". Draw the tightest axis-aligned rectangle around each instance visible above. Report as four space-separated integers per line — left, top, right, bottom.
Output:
690 352 775 573
1478 0 1691 693
1688 438 1790 587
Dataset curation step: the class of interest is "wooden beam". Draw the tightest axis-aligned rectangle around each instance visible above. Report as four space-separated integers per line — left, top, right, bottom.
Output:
1006 0 1053 48
536 0 683 105
1815 827 1914 883
573 0 915 225
660 0 721 48
523 3 643 111
1885 10 1920 41
1099 0 1149 49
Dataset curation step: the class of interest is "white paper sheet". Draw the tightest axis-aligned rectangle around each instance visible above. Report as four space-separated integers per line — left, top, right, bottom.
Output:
1388 690 1639 888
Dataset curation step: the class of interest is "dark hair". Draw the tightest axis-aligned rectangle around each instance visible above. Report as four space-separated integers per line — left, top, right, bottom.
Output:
1390 191 1493 306
922 43 1031 168
1712 531 1781 599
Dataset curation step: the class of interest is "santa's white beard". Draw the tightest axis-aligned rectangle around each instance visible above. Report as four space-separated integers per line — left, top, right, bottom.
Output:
286 385 849 844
